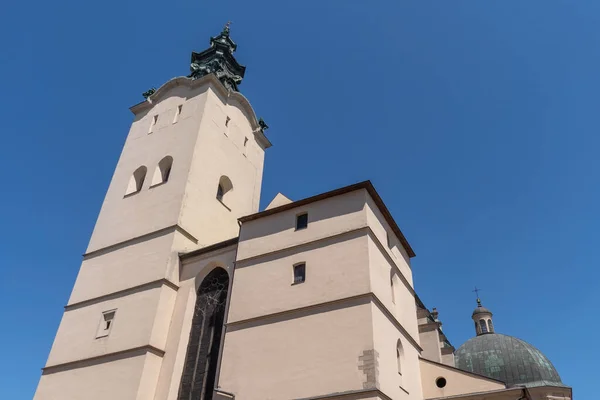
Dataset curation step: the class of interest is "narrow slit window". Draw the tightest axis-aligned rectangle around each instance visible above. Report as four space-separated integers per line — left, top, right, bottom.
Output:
173 105 182 124
390 274 396 304
225 116 230 127
96 310 116 338
293 263 306 284
396 339 403 376
149 114 158 133
295 213 308 230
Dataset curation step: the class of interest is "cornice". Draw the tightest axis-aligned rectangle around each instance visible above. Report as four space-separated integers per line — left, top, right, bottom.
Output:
42 345 165 374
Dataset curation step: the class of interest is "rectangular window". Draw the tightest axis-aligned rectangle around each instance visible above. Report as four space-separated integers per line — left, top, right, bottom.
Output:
293 263 306 284
149 114 158 133
96 310 116 338
173 105 182 124
295 213 308 230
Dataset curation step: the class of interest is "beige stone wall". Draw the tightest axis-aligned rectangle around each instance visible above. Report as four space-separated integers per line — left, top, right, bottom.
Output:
217 188 424 400
86 86 208 253
34 353 148 400
178 87 265 247
371 301 423 400
365 194 413 285
68 231 178 305
229 231 370 323
46 284 174 367
419 358 505 399
367 236 419 341
237 189 369 261
219 300 374 400
418 325 442 363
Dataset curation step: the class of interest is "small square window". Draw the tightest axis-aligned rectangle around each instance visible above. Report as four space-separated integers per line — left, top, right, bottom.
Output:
96 310 116 338
295 213 308 230
293 263 306 284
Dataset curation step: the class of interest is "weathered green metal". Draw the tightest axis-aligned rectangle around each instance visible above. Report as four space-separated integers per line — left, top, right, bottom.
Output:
189 22 246 92
142 87 156 99
258 117 269 131
455 333 565 388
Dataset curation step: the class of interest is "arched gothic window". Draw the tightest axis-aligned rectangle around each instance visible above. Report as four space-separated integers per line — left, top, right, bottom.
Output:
479 319 488 334
151 156 173 186
125 166 147 195
178 268 229 400
487 319 494 333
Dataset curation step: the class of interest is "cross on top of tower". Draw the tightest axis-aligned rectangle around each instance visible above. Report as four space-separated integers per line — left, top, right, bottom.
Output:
473 286 482 306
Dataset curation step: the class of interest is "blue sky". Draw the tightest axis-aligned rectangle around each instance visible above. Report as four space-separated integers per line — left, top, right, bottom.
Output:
0 0 595 398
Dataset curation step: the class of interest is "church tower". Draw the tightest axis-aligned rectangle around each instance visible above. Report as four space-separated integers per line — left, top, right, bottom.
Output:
472 298 494 335
34 25 270 400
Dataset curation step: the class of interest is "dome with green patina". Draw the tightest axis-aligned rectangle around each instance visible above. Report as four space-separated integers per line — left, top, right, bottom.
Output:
455 333 565 388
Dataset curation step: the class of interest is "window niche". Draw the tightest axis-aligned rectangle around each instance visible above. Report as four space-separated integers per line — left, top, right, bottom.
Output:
148 114 158 133
173 105 183 124
396 339 404 376
96 310 116 338
151 156 173 187
216 175 233 209
125 166 147 196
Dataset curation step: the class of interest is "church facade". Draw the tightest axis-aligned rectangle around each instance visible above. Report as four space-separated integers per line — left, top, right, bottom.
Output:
34 26 572 400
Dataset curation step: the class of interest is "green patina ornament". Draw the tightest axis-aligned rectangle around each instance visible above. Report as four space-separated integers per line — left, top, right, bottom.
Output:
188 22 246 92
258 118 269 131
142 88 156 99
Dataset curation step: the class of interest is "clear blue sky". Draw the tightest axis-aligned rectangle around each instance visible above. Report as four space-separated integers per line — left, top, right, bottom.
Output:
0 0 595 398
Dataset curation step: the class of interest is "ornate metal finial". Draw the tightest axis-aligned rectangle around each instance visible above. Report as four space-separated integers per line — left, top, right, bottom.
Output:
258 117 269 131
473 287 482 306
188 23 245 91
222 21 231 35
142 87 156 99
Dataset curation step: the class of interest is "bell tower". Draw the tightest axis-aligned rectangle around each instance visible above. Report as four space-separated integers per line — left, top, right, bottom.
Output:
34 25 270 400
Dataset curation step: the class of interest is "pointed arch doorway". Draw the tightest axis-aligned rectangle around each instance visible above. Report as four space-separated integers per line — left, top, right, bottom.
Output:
178 267 229 400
